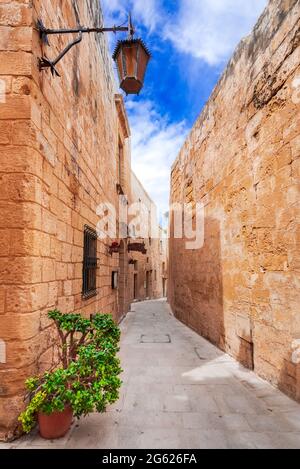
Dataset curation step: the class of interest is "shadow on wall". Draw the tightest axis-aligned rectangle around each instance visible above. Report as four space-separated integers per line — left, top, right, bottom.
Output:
169 214 258 374
278 352 300 403
236 328 255 372
171 217 225 353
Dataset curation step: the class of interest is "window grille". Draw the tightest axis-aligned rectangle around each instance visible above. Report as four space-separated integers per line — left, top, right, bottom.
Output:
82 226 97 299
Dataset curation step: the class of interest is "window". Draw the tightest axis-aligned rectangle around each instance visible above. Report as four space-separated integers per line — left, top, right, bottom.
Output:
111 271 119 290
82 226 97 299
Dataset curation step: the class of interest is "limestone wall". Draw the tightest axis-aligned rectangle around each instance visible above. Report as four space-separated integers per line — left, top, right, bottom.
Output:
169 0 300 400
0 0 132 440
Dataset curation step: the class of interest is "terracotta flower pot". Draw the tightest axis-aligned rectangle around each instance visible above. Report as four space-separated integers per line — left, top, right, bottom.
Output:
38 406 73 440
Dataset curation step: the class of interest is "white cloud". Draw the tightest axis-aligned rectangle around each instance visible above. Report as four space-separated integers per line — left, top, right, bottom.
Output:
101 0 161 32
164 0 267 65
131 0 161 32
101 0 267 65
100 0 125 33
127 99 188 215
102 0 268 64
100 0 125 18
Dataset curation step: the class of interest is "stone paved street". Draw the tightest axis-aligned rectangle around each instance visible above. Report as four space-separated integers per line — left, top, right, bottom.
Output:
2 299 300 449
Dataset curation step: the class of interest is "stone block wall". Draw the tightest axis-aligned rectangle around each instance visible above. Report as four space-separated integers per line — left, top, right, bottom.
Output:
0 0 132 440
169 0 300 400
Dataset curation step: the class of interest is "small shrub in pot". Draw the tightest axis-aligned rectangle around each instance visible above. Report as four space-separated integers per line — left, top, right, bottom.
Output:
19 311 122 439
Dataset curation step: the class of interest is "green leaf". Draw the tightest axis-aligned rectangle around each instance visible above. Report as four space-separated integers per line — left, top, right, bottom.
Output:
19 312 122 432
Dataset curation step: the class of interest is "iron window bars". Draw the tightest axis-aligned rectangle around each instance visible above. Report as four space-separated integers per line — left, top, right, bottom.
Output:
82 225 98 299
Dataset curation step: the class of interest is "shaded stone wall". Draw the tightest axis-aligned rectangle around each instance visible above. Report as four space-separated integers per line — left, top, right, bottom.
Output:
169 0 300 400
0 0 132 440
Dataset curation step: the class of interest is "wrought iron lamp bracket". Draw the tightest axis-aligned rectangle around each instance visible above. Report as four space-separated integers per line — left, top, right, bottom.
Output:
36 18 134 77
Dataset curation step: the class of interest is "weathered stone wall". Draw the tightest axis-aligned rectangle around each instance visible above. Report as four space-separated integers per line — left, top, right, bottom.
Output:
169 0 300 400
0 0 34 441
0 0 132 440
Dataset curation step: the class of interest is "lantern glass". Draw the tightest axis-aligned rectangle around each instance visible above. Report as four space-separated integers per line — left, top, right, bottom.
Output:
113 39 151 95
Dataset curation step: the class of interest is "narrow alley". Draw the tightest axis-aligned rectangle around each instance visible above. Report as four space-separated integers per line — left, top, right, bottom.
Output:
0 0 300 454
4 300 300 450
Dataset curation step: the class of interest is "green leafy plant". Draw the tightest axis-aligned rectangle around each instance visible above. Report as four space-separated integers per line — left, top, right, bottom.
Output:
19 312 122 433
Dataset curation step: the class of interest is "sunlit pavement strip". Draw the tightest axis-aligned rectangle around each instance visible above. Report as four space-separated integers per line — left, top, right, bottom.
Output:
2 299 300 449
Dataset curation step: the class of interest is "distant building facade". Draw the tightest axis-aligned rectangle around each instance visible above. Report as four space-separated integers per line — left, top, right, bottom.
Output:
129 172 168 302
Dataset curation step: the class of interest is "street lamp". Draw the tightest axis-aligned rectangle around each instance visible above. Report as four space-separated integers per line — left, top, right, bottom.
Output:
113 38 151 95
37 14 151 95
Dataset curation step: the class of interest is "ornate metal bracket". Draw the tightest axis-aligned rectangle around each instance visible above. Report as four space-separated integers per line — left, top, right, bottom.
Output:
36 17 135 77
38 26 83 76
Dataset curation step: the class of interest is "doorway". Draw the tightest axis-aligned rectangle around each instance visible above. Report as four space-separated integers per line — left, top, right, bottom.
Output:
163 278 166 297
146 270 152 298
134 273 138 300
118 240 126 320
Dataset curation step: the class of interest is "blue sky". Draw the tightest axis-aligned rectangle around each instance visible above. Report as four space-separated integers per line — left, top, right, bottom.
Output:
101 0 267 217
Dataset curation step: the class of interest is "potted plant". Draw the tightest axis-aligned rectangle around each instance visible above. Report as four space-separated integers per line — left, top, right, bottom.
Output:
19 311 122 439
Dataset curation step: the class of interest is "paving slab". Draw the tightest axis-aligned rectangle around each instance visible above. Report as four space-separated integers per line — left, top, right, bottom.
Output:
2 299 300 449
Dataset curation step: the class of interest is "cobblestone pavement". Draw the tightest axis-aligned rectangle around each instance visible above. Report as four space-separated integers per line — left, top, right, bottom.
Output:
2 299 300 449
